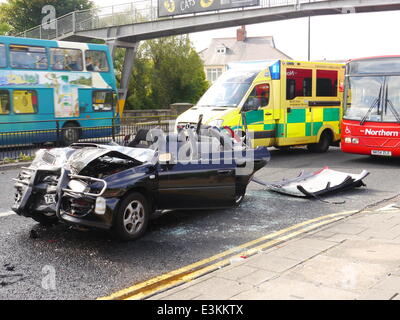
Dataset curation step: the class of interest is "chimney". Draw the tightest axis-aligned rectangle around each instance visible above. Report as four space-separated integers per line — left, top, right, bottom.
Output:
236 25 246 42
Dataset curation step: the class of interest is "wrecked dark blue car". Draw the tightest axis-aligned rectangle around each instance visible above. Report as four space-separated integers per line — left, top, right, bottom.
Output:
12 127 270 240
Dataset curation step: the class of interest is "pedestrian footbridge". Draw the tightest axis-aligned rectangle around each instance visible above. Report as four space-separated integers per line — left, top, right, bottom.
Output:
18 0 400 43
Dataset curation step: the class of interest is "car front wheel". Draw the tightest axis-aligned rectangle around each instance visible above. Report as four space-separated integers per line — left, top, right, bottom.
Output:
113 192 149 241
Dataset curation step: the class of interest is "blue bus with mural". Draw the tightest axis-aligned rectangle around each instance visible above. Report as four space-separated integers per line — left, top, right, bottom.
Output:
0 36 119 146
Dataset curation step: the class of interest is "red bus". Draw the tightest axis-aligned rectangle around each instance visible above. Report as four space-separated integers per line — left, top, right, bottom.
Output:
341 56 400 157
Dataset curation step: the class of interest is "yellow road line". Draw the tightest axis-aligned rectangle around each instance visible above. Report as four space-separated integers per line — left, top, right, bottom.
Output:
123 215 348 300
99 210 357 300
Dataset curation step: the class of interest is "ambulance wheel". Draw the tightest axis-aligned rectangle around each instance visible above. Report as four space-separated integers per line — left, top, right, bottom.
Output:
307 130 332 153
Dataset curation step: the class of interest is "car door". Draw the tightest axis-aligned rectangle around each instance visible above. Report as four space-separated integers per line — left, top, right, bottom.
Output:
156 152 236 210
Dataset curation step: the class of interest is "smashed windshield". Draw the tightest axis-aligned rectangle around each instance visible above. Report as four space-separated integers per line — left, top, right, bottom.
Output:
197 70 258 108
344 76 400 123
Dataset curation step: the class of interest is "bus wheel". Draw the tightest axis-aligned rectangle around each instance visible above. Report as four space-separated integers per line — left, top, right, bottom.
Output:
307 130 332 153
62 122 80 146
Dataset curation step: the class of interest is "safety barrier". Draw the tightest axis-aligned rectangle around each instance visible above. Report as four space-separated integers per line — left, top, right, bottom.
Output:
0 115 177 162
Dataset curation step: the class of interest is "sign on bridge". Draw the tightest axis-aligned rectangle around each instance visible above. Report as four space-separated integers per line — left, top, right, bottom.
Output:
158 0 260 17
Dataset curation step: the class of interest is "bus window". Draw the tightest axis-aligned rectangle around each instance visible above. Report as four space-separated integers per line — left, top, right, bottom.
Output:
50 48 83 71
244 84 270 111
0 90 10 114
13 90 38 114
93 91 113 111
316 70 338 97
85 50 109 72
0 44 6 68
10 45 48 70
286 68 312 100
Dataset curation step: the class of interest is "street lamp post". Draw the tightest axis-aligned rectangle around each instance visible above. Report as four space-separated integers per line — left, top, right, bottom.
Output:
308 16 311 61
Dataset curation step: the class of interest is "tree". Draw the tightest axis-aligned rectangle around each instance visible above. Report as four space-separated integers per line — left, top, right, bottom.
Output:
0 0 94 34
0 4 12 35
0 22 12 35
124 36 209 110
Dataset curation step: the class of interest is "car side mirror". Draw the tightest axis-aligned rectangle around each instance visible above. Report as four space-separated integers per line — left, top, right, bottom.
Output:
159 152 175 165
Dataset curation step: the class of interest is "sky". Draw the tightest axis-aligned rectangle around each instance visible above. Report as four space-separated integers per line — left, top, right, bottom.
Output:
2 0 400 61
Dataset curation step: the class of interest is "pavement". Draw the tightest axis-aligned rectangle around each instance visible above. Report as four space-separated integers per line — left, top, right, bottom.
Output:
145 200 400 300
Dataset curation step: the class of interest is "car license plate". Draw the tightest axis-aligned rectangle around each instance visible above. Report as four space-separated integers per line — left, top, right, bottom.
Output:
371 150 392 156
44 194 56 204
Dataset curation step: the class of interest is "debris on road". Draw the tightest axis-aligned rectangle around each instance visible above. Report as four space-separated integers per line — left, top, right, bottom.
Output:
0 273 26 287
29 229 40 239
0 264 25 287
4 263 15 272
253 167 369 200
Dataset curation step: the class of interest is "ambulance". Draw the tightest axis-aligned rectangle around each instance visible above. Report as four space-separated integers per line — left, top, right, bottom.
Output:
175 60 345 152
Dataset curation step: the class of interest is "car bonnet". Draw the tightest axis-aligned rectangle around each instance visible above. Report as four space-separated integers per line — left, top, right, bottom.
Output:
67 146 156 174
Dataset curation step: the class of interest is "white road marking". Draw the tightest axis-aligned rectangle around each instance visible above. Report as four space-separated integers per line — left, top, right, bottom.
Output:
0 211 15 218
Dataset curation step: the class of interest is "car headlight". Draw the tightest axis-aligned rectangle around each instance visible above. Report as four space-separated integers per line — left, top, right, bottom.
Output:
68 180 88 193
95 197 106 215
208 119 224 127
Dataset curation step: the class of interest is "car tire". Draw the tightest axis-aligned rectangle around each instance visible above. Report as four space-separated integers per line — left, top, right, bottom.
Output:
113 192 149 241
307 130 332 153
62 122 80 146
32 213 59 226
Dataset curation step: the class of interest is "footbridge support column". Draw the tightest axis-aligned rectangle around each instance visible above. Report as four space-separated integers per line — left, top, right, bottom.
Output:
107 40 139 116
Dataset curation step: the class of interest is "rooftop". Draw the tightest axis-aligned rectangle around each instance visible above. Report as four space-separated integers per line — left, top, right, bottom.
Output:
200 30 292 66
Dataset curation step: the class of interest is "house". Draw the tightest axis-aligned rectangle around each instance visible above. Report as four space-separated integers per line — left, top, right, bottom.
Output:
200 26 292 83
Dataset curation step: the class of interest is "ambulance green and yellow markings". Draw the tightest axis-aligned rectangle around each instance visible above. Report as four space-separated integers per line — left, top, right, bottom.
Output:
245 110 264 125
285 107 340 138
306 122 312 136
287 108 306 124
231 106 339 140
313 122 323 136
323 108 340 122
